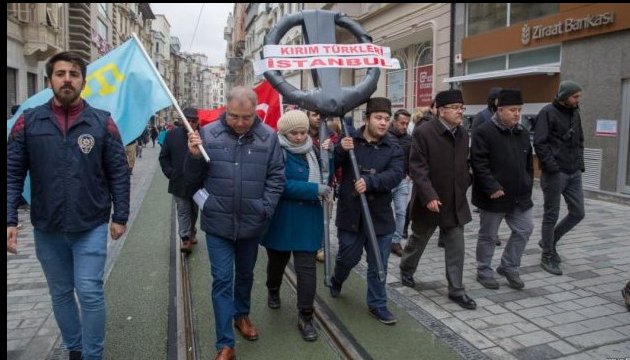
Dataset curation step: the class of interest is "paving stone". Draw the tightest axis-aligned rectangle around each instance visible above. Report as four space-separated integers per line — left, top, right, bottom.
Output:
482 346 519 360
512 330 556 347
547 340 579 355
512 343 563 360
565 328 628 349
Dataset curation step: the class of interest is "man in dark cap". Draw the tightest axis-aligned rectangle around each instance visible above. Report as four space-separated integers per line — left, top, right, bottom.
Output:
471 89 534 290
329 96 405 325
400 89 476 310
534 80 585 276
159 107 202 254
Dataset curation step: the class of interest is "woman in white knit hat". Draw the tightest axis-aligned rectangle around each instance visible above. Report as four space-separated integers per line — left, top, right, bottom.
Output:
260 109 332 341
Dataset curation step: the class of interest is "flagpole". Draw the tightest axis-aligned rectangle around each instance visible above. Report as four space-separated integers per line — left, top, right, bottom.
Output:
131 33 210 162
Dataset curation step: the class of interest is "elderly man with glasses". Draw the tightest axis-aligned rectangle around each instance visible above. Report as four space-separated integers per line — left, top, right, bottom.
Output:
400 89 477 310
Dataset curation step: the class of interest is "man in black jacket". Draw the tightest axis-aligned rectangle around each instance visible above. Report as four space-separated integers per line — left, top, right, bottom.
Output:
159 107 201 253
330 97 404 325
534 80 585 276
471 89 533 290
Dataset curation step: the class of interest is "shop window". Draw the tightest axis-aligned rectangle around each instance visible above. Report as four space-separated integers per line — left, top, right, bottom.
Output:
467 55 506 74
508 46 560 69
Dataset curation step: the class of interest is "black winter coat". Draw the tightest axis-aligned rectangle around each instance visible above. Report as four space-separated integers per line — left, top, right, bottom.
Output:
159 126 201 198
534 101 584 174
471 118 533 213
334 126 404 235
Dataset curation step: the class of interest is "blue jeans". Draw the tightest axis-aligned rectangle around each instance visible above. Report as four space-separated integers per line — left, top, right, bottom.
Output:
540 170 585 257
334 230 392 309
34 223 108 360
206 233 259 350
391 178 410 244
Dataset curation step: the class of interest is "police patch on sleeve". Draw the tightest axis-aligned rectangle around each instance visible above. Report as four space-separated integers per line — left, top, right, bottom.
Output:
78 134 95 154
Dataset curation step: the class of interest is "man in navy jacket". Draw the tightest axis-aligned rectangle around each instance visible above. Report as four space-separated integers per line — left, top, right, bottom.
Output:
7 51 129 360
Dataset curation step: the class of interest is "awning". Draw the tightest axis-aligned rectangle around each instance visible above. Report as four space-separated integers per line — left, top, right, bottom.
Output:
443 63 560 83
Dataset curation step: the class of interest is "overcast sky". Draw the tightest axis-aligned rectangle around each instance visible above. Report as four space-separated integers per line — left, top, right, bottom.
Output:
150 3 233 66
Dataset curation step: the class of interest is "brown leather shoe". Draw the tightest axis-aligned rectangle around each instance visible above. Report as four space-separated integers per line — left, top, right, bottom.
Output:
234 316 258 341
214 347 235 360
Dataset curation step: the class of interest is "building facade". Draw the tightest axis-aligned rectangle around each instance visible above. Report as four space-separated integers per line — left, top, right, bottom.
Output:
448 3 630 196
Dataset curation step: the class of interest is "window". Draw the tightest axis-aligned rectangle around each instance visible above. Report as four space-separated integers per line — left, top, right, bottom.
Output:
97 19 107 40
468 3 558 35
510 3 558 25
387 49 407 107
7 67 17 119
27 72 37 97
46 4 59 28
467 3 507 36
98 3 107 17
508 46 560 69
466 45 560 74
467 55 506 74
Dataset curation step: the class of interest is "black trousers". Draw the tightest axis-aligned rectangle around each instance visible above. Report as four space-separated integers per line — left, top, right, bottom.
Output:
265 248 316 312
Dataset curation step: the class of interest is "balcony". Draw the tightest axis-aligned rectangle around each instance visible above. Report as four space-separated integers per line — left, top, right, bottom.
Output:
22 24 63 61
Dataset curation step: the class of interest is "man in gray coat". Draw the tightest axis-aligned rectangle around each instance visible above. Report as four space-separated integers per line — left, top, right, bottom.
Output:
186 86 285 360
400 89 476 310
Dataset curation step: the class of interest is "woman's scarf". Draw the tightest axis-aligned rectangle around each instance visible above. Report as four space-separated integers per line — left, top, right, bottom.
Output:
278 134 322 184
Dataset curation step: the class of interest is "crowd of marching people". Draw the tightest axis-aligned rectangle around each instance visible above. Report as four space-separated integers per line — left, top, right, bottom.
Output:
9 49 630 360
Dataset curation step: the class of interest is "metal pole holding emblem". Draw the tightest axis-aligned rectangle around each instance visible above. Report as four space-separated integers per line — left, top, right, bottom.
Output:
261 10 388 283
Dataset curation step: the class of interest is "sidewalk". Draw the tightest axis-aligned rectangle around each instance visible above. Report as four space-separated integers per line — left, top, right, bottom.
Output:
383 185 630 359
6 145 161 360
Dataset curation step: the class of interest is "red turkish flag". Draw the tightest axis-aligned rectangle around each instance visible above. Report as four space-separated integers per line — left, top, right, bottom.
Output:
198 80 281 130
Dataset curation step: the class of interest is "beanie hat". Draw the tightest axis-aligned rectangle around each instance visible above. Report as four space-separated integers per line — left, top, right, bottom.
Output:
435 89 464 108
556 80 582 101
497 89 523 107
182 107 199 120
365 97 392 116
277 110 309 135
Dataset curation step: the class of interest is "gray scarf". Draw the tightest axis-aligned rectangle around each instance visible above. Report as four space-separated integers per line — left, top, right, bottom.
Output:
278 134 322 184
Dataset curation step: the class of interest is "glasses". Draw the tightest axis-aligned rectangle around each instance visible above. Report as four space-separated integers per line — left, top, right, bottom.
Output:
442 105 466 112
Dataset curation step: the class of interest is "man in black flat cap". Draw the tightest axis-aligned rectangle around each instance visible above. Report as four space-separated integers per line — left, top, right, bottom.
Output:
330 96 405 325
400 89 476 310
471 89 534 290
534 80 585 276
159 107 202 253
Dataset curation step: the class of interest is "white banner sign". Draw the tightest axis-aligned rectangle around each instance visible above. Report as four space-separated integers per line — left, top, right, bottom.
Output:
263 43 392 58
254 55 400 76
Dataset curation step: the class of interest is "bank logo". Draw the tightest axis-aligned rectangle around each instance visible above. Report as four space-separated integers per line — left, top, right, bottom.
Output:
521 24 531 45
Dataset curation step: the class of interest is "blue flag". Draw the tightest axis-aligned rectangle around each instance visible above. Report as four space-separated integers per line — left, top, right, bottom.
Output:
7 36 173 202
